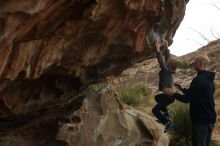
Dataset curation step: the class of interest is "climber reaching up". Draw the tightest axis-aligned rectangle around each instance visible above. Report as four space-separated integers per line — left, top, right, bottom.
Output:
151 39 177 133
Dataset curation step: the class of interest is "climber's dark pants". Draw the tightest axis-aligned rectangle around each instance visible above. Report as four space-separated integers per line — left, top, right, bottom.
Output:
192 123 214 146
152 93 175 125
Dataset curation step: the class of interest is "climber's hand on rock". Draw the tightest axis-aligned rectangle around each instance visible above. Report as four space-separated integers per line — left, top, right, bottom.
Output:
162 40 168 49
154 39 161 52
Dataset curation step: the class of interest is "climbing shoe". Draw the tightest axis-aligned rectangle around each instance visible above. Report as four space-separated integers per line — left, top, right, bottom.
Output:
164 121 173 133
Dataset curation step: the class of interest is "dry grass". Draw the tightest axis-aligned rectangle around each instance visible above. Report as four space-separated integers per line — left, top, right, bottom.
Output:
215 84 220 99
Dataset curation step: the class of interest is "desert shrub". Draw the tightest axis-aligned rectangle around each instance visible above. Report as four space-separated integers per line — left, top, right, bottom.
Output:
177 61 191 69
169 102 220 146
117 84 152 106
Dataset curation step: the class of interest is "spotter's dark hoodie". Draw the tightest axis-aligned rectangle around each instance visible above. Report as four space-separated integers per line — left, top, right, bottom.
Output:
174 70 216 124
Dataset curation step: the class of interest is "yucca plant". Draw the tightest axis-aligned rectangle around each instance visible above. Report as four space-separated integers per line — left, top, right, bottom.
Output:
169 103 192 146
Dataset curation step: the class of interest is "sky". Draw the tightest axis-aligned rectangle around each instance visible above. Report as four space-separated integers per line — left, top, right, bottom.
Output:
169 0 220 56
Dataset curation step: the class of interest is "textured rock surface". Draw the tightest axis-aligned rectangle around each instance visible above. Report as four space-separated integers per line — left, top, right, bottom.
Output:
0 0 187 83
0 91 170 146
0 0 188 145
56 92 168 146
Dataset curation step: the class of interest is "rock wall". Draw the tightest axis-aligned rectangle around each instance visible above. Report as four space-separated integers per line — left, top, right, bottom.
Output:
0 0 187 115
0 0 187 84
0 0 188 145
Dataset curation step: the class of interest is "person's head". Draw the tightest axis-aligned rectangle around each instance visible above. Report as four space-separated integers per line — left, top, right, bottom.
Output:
192 55 210 71
167 58 177 71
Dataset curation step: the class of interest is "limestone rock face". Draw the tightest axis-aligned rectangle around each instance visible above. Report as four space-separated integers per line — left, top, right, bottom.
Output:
0 0 187 145
56 92 168 146
0 0 187 84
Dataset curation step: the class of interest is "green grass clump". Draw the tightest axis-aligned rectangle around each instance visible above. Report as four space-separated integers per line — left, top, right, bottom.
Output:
117 84 152 106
